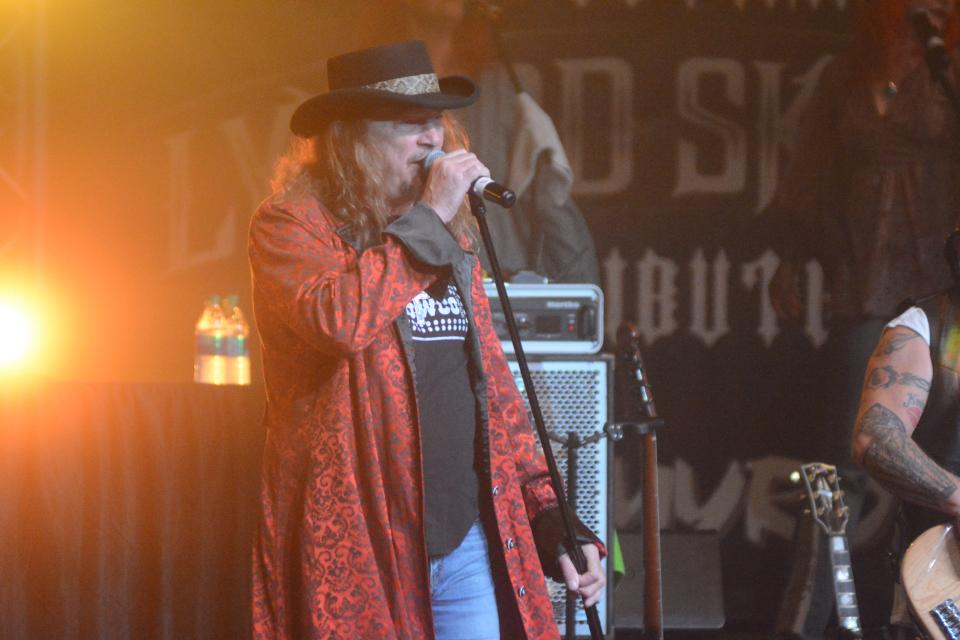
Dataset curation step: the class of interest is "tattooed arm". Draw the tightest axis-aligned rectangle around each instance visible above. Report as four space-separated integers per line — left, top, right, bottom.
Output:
851 326 960 515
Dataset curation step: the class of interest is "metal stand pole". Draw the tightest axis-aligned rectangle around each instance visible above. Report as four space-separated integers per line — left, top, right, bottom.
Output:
551 425 619 640
469 192 604 640
565 432 580 640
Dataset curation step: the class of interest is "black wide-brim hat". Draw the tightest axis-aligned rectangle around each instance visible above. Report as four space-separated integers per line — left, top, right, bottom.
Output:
290 40 478 137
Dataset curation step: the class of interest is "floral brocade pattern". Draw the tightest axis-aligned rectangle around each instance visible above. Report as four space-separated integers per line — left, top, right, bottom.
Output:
248 187 564 639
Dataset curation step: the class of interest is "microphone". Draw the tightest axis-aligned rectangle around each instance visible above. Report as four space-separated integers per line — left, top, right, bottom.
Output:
422 150 517 209
908 7 952 75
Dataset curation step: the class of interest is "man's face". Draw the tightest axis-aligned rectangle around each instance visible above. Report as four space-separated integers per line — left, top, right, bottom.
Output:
364 113 444 215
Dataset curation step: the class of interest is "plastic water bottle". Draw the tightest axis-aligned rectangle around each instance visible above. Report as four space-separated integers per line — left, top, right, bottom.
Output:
223 294 251 385
194 295 227 384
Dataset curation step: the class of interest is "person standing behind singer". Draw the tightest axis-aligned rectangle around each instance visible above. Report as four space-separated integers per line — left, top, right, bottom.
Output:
248 41 605 640
770 0 960 383
768 1 960 637
358 0 602 286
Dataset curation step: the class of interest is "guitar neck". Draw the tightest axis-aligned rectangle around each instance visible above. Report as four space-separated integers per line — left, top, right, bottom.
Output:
827 533 862 637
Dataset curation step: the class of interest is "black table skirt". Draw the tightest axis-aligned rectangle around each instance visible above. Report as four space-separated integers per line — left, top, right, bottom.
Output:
1 382 266 639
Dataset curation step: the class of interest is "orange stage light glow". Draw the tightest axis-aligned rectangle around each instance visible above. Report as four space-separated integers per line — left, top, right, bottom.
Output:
0 299 37 370
0 292 54 380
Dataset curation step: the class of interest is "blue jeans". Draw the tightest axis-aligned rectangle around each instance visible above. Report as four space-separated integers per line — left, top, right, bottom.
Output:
429 520 501 640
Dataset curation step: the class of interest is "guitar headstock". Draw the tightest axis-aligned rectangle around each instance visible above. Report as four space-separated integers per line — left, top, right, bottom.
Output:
799 462 849 536
615 323 656 424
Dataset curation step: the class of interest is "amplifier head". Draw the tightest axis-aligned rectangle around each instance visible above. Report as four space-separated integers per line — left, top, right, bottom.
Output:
483 283 604 355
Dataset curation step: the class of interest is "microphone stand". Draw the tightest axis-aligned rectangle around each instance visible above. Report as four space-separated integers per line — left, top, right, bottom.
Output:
545 424 621 640
469 191 605 640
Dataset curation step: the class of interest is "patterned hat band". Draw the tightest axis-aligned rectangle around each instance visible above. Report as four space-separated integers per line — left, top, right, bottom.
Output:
362 73 441 95
290 41 477 136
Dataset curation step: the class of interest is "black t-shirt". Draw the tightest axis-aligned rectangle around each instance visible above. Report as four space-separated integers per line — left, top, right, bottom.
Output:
404 278 480 557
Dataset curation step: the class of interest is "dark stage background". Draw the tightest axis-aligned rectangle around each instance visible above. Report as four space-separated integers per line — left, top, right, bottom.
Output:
3 0 894 633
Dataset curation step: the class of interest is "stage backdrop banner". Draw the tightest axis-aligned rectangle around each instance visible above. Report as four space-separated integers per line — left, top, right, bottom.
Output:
492 0 863 624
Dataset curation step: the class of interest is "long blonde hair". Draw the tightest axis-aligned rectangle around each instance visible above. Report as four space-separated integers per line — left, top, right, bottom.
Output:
271 112 478 250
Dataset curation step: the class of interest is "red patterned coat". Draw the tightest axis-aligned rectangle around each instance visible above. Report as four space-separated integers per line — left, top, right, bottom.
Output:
248 187 597 639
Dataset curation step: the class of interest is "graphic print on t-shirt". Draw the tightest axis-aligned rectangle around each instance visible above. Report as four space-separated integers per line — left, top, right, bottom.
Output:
404 280 479 557
405 282 468 342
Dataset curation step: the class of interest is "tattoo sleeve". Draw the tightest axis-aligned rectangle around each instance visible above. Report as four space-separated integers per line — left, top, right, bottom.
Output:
879 331 922 355
858 403 956 510
902 393 926 426
865 366 931 392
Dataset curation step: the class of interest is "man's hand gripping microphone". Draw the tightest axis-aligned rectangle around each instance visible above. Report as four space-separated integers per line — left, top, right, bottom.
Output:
423 150 516 209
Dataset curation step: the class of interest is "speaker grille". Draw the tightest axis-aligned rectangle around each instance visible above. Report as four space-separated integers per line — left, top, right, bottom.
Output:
507 356 611 635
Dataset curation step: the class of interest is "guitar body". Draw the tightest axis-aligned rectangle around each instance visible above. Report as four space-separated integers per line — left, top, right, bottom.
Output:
902 524 960 639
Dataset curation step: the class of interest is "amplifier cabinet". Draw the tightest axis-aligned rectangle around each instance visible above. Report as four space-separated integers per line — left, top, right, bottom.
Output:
506 355 613 637
614 531 725 631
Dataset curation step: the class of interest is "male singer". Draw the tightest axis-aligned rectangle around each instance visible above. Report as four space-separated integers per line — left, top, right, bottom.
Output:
247 41 604 639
